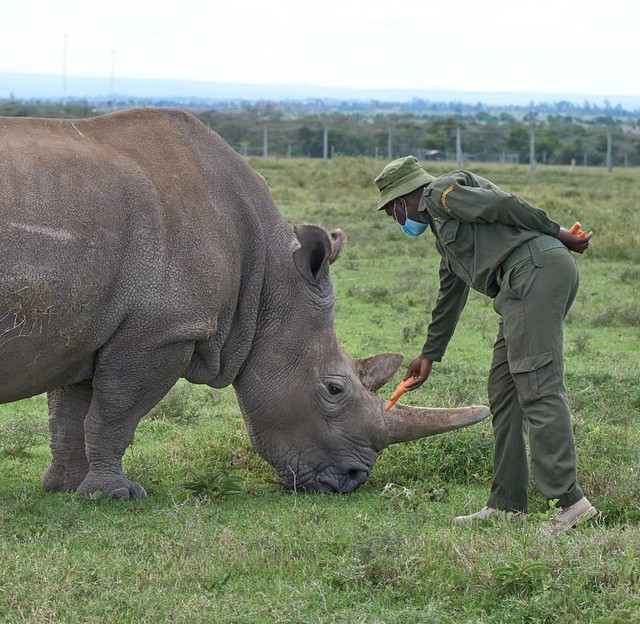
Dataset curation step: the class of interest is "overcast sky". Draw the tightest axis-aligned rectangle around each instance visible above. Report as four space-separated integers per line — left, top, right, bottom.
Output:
1 0 637 98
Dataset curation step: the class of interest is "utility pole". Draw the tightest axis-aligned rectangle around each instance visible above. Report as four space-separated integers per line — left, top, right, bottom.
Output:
456 126 462 168
110 49 116 111
606 129 612 173
62 34 68 105
262 126 268 158
387 127 393 159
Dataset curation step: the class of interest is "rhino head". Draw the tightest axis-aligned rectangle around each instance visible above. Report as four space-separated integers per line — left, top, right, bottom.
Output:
234 224 490 493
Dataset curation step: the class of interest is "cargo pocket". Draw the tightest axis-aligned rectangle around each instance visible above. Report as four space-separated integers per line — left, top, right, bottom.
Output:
437 219 474 280
439 219 474 253
438 218 459 245
510 351 555 405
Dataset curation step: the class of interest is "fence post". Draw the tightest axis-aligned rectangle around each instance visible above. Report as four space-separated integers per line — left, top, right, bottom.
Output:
323 125 328 161
529 126 536 172
263 126 268 158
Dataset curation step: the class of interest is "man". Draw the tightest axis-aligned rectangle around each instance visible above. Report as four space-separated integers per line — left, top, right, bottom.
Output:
374 156 597 532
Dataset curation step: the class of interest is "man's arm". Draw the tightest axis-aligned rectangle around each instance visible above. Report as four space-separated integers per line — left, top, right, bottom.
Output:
427 171 560 235
404 258 469 390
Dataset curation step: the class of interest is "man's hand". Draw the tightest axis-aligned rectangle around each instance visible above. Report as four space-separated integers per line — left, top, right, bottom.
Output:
403 354 433 391
558 227 593 253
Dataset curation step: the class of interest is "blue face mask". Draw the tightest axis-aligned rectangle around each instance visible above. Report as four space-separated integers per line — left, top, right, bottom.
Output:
397 218 428 237
393 198 428 237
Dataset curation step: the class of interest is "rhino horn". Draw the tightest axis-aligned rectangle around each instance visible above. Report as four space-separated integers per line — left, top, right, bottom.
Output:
380 402 491 447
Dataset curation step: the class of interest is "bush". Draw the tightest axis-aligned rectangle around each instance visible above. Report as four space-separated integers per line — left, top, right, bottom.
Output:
0 412 46 456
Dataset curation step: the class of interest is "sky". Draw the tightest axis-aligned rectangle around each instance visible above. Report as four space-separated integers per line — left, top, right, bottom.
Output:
1 0 638 98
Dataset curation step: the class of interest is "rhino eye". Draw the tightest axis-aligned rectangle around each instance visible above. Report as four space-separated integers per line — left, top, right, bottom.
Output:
327 382 344 396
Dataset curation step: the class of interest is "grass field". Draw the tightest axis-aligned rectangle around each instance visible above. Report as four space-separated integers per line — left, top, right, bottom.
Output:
1 158 639 623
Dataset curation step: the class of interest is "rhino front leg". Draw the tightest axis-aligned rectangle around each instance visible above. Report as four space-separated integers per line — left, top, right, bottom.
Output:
43 380 93 492
76 343 193 500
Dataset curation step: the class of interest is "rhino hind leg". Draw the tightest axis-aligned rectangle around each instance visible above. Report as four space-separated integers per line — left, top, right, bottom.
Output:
43 381 93 492
76 342 193 500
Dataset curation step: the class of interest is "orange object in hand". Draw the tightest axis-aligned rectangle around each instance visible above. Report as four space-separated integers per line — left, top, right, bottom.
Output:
569 221 589 238
385 378 414 411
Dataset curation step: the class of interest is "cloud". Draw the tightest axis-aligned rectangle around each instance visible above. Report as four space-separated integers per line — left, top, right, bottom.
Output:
1 0 638 97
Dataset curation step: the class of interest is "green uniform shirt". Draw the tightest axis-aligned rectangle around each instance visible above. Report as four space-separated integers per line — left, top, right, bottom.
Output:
418 170 561 362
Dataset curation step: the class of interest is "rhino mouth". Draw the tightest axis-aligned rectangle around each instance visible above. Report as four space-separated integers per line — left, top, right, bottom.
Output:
315 468 371 493
279 463 372 494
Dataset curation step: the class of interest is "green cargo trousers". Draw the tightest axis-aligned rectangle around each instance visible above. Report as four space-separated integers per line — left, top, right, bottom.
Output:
487 237 583 513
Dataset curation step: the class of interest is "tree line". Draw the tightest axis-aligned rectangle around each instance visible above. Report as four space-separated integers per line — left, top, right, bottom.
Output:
197 107 640 167
2 98 639 167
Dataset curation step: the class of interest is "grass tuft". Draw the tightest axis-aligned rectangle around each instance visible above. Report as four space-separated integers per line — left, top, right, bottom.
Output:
182 465 245 499
0 410 46 457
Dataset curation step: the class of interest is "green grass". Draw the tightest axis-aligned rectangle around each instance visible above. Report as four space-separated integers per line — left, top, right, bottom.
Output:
1 159 639 623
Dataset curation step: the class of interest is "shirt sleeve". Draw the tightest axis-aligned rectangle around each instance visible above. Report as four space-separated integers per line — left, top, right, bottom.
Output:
421 257 470 362
428 171 560 236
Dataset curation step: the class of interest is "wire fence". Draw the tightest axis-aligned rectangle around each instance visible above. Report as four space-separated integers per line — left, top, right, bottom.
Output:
214 125 634 171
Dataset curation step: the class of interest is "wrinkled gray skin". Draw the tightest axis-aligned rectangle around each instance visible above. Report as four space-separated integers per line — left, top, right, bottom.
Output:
0 108 489 499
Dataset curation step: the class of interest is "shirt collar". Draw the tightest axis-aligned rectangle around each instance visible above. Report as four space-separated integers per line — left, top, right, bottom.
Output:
418 187 430 212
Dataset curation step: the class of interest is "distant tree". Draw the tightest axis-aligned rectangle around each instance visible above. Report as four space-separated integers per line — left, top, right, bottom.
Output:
507 123 530 161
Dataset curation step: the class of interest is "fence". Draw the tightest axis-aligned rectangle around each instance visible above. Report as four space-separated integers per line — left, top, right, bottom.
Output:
201 118 636 170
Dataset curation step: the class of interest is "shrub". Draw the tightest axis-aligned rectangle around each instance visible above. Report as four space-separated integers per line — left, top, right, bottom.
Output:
0 412 46 456
182 465 245 500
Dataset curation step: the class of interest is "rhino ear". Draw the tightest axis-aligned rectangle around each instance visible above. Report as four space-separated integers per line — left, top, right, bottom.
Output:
328 229 345 265
293 224 333 287
353 353 404 392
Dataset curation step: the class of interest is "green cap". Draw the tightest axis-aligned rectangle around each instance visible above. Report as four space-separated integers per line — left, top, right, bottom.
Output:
374 156 435 210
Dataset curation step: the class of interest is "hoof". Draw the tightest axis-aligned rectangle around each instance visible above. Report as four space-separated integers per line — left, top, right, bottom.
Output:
77 474 147 500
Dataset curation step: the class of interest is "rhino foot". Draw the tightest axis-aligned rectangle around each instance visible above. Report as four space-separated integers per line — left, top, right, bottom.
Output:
77 473 147 500
43 457 90 492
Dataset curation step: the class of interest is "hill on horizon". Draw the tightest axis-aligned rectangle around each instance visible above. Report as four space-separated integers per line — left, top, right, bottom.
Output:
2 71 640 111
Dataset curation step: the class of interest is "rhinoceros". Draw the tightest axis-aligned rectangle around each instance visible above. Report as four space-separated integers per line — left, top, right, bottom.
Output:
0 108 489 499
